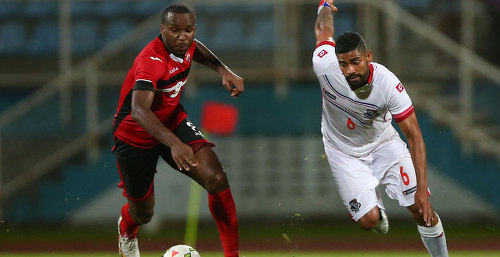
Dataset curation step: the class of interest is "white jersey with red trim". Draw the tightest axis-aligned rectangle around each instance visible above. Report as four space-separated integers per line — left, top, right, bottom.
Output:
312 41 414 157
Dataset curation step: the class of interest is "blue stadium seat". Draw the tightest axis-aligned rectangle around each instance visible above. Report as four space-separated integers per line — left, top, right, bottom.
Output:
72 20 99 54
0 0 25 19
134 31 158 52
194 17 208 43
134 0 165 17
399 0 432 10
96 0 134 18
334 15 356 34
246 18 274 50
103 19 134 46
0 21 26 55
25 0 59 18
209 18 244 51
29 22 59 55
71 0 98 18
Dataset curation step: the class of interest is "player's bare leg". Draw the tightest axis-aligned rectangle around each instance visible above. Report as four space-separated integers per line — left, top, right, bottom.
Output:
183 146 239 257
408 204 449 257
357 206 389 234
118 194 155 257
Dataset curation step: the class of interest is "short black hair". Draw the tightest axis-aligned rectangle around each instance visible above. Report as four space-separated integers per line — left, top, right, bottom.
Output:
335 32 367 55
161 3 195 24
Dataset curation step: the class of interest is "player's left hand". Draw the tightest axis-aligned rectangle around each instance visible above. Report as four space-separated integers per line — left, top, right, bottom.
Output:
221 68 244 98
414 188 434 226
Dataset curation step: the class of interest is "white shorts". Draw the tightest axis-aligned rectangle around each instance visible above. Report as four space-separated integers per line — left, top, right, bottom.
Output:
323 135 418 221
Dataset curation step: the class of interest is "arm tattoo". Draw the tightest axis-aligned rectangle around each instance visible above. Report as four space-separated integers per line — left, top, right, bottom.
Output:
316 8 334 31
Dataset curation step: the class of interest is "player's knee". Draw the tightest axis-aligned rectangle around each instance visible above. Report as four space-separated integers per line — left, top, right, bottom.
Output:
407 204 425 223
357 209 379 230
204 170 229 194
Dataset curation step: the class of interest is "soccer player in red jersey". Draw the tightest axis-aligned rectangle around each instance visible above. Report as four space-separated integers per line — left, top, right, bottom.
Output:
112 3 242 257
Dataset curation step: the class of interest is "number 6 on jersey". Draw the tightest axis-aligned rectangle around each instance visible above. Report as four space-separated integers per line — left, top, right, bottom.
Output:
347 117 356 130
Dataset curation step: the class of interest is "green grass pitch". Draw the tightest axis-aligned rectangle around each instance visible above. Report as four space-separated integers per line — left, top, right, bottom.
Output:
1 251 499 257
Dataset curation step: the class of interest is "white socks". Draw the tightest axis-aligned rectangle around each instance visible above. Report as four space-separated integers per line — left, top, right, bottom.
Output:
417 213 449 257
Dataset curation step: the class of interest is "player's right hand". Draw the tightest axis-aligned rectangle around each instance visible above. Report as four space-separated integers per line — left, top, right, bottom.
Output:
318 0 338 13
170 140 198 171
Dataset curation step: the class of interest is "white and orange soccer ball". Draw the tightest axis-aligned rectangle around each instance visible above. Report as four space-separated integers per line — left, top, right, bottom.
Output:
163 244 201 257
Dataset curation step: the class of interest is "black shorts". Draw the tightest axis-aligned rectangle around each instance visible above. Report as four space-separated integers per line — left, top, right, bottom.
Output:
113 118 214 200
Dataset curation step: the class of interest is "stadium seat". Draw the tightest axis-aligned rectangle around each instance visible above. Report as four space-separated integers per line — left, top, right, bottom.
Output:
399 0 432 10
246 18 274 50
72 20 99 54
209 18 244 51
194 17 208 43
103 19 135 46
334 15 356 34
133 31 157 52
0 21 26 55
96 0 134 18
25 0 59 18
29 22 60 55
134 0 165 17
70 0 97 18
0 0 25 19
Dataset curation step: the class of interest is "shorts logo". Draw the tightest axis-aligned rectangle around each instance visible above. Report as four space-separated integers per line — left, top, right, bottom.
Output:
349 199 361 213
403 185 417 195
318 49 328 58
396 83 405 93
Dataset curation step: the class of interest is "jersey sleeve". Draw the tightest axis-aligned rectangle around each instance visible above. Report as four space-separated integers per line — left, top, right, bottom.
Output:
134 53 166 91
312 41 342 76
388 79 414 122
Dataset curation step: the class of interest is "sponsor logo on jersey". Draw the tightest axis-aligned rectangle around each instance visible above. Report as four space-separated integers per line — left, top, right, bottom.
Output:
363 109 380 119
318 49 328 58
156 79 187 98
150 56 162 62
349 199 361 213
169 67 179 74
403 185 417 195
396 83 404 93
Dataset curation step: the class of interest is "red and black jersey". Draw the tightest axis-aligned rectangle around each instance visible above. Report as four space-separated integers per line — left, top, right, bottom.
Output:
113 35 196 148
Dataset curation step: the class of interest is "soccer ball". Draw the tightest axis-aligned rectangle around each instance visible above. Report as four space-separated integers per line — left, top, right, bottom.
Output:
162 244 201 257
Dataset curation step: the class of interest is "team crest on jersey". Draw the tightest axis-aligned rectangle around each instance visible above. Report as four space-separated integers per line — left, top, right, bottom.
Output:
318 49 328 58
396 83 405 93
349 199 361 213
186 53 191 62
363 109 380 119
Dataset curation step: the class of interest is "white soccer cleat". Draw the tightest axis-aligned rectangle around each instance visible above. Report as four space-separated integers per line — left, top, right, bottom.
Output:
118 216 140 257
372 208 389 234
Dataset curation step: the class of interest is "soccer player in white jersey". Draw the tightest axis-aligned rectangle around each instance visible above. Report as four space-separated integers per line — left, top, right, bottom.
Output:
312 1 448 256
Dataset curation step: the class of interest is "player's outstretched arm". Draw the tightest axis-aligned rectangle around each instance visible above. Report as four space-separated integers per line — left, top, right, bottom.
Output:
397 112 434 226
315 0 338 45
193 39 244 98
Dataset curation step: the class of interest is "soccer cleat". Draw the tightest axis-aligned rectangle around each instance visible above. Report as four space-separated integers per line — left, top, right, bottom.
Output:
118 216 140 257
372 208 389 234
